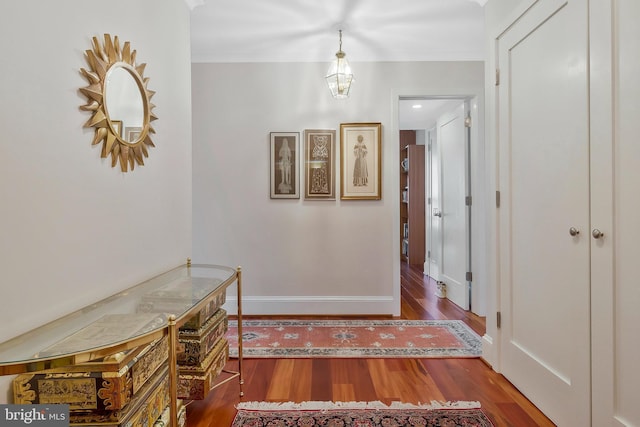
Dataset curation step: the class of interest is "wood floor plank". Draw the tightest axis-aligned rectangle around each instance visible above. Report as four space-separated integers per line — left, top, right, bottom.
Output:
310 358 333 401
329 357 352 384
265 359 296 401
289 359 313 402
393 361 446 403
348 359 379 402
332 383 356 403
367 358 403 400
494 402 553 427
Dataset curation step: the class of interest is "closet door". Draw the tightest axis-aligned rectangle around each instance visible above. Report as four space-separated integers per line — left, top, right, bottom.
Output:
590 0 640 424
496 0 591 425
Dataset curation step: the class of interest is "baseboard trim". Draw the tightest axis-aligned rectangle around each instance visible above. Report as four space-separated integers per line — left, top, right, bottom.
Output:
481 333 495 369
223 295 397 316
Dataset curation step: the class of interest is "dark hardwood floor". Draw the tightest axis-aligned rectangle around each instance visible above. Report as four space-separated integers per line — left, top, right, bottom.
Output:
185 263 555 427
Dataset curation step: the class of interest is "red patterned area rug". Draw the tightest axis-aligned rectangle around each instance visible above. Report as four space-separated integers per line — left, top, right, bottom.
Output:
231 401 494 427
226 319 482 358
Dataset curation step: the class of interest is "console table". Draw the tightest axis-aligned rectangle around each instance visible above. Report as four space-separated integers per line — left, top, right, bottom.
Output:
0 260 243 427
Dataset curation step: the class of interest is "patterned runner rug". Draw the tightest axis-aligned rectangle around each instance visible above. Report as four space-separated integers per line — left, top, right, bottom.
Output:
231 401 494 427
226 319 482 358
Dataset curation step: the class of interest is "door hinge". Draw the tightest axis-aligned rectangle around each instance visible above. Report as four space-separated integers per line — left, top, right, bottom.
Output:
497 311 502 329
428 250 431 258
496 190 501 208
428 143 432 152
466 271 473 281
465 196 472 206
465 115 472 128
427 197 432 205
495 68 500 86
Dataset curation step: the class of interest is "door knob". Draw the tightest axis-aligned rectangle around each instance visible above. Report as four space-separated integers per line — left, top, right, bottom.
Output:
569 227 580 236
592 229 604 239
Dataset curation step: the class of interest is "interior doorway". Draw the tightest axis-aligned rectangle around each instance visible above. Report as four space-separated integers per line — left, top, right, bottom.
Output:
398 96 485 316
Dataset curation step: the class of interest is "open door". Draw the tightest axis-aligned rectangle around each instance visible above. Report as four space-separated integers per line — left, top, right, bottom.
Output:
426 127 440 280
437 102 471 310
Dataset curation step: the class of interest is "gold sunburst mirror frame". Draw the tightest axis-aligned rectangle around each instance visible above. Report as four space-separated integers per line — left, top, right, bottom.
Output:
80 34 157 172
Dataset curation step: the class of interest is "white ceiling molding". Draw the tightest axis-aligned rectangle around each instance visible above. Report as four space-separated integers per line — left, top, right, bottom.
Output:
183 0 205 11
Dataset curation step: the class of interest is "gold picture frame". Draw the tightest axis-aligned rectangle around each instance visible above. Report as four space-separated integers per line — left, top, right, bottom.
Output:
112 120 123 138
340 122 382 200
304 129 336 200
125 126 143 143
270 132 300 199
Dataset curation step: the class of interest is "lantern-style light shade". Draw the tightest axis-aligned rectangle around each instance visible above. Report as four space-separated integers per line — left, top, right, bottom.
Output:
325 30 354 99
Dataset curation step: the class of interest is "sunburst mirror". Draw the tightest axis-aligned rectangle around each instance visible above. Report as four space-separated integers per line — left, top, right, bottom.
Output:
80 34 157 172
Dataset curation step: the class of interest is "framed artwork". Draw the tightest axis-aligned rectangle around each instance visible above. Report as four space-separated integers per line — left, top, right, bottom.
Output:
125 126 143 143
270 132 300 199
340 122 382 200
111 120 123 138
304 129 336 200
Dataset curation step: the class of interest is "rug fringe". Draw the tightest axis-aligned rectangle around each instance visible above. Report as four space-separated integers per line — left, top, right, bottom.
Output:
236 400 481 411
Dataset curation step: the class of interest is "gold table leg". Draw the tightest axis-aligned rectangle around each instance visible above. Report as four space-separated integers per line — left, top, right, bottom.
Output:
237 266 244 397
168 315 178 427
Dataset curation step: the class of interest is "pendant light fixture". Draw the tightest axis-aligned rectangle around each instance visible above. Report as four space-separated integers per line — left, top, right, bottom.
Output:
325 30 354 99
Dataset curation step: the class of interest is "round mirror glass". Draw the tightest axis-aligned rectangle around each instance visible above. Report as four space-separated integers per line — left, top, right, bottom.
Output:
104 65 146 143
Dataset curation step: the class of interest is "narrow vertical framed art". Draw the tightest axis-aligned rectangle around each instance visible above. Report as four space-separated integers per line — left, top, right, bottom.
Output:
340 122 382 200
304 129 336 200
270 132 300 199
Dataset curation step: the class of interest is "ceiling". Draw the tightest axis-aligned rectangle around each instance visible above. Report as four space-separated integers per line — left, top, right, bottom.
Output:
188 0 485 130
398 99 465 130
189 0 487 63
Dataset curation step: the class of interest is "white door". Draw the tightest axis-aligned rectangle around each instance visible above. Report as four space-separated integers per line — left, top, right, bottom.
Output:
590 0 640 424
438 103 470 310
468 96 486 316
497 0 590 425
426 128 441 280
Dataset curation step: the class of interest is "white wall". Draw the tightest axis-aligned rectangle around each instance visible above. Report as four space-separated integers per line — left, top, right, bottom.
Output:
192 61 483 315
0 0 192 401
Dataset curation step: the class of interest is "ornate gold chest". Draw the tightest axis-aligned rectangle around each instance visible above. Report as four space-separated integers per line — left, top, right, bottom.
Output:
65 364 169 426
137 278 227 331
177 338 229 400
177 308 227 366
13 337 168 412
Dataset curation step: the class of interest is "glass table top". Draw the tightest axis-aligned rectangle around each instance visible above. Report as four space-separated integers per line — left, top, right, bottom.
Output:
0 263 236 372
